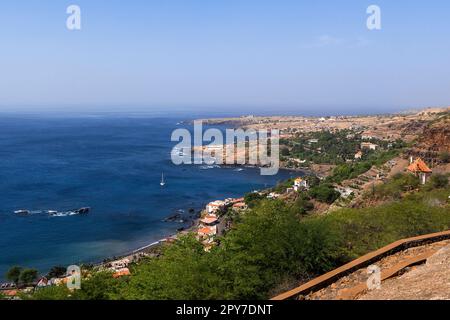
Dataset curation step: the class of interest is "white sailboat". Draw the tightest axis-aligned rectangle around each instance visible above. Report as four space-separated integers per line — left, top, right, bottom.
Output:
160 172 166 186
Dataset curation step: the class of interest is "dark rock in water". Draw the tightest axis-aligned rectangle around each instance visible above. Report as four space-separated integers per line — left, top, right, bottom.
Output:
177 227 185 232
74 207 90 214
163 213 182 222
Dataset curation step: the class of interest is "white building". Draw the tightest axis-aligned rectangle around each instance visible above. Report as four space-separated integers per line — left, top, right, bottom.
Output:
361 142 378 151
293 177 308 192
206 200 225 214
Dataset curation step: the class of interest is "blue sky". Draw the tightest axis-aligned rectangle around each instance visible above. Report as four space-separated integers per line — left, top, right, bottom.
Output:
0 0 449 114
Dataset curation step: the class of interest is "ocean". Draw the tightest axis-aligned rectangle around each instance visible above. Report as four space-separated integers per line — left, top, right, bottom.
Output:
0 113 295 279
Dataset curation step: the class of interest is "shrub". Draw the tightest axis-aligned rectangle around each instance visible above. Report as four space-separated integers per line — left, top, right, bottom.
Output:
6 266 22 286
440 152 450 163
428 174 449 189
19 269 38 286
309 184 340 204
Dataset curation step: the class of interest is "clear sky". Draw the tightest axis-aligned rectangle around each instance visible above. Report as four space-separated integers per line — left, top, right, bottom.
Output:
1 0 449 114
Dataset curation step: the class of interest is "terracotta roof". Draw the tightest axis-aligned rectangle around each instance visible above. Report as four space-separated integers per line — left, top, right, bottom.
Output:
3 290 18 296
113 268 131 278
198 226 216 236
233 202 247 208
407 158 432 173
201 216 218 224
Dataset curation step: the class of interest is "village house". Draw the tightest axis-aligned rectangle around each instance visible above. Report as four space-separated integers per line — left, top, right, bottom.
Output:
1 289 18 300
200 214 219 226
110 258 130 270
267 192 281 199
407 157 432 185
197 225 217 244
36 277 49 289
232 202 248 211
286 187 294 193
206 200 225 214
361 142 379 151
226 197 244 205
293 177 308 192
354 150 363 159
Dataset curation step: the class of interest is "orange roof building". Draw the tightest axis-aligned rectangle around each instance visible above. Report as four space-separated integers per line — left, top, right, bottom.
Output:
407 158 432 173
200 215 219 225
197 226 216 236
2 290 18 297
407 158 432 185
232 202 247 210
113 268 131 278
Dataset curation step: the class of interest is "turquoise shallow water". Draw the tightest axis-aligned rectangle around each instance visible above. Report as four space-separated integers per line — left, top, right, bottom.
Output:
0 113 295 279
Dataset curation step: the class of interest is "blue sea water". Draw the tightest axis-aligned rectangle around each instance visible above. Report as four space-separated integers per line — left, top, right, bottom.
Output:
0 113 296 279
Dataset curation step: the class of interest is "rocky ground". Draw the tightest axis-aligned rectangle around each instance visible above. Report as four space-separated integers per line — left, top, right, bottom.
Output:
198 107 449 143
359 243 450 300
305 240 450 300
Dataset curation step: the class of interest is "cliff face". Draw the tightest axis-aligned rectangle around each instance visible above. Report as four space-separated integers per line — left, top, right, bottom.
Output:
423 118 450 153
407 115 450 164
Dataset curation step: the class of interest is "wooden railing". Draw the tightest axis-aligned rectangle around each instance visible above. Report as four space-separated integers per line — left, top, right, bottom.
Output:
271 229 450 300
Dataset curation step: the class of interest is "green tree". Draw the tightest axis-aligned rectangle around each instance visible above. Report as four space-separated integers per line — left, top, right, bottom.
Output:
71 271 123 300
47 266 67 279
28 285 71 300
309 184 340 204
19 268 38 286
292 194 314 215
244 192 265 208
440 152 450 163
6 266 22 286
428 174 449 189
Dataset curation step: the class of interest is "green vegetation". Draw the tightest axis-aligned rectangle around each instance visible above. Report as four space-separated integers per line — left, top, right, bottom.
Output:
6 266 38 287
326 149 401 184
280 129 406 168
19 269 38 286
244 192 265 208
427 173 449 189
367 173 449 201
440 152 450 164
271 178 295 194
6 266 22 286
29 183 450 300
308 183 340 204
368 173 420 200
47 266 67 279
291 194 314 215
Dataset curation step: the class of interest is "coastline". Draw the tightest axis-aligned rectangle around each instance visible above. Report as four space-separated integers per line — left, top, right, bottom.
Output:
70 166 304 273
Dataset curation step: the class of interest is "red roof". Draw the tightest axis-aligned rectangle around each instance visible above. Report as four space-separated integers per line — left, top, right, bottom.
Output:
197 226 216 236
3 290 18 296
201 216 218 224
233 202 247 208
113 268 131 278
407 158 432 173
